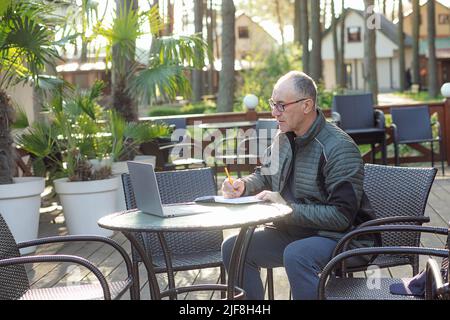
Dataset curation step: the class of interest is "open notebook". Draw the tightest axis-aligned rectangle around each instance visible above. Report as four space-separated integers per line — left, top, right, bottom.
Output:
194 195 264 205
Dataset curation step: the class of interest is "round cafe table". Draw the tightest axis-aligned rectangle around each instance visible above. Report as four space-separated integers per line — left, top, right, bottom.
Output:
98 202 292 300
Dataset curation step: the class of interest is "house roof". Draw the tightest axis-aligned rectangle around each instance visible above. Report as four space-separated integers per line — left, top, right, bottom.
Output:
323 8 413 47
402 0 450 19
235 12 278 44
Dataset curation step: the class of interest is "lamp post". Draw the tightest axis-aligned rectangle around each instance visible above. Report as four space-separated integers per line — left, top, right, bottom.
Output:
243 94 258 121
441 83 450 166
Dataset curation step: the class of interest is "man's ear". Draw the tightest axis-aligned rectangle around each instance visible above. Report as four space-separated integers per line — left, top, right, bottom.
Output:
303 99 314 114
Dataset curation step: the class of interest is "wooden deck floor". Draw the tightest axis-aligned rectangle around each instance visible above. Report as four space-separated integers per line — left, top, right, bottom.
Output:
26 169 450 300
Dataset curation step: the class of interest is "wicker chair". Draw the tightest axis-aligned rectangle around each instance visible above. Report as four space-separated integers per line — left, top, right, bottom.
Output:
0 214 134 300
266 163 437 299
319 224 449 300
213 119 278 179
332 164 437 276
332 93 387 164
121 167 225 299
391 106 445 175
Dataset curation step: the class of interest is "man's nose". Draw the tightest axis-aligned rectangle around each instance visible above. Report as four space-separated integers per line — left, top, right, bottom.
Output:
271 107 281 117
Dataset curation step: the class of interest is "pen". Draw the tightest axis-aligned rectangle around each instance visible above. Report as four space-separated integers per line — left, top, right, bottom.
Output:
224 167 234 185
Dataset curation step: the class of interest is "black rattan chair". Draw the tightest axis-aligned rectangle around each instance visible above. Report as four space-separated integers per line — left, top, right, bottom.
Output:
157 118 206 171
0 214 134 300
332 93 387 164
319 224 449 300
334 164 437 276
213 119 278 179
391 105 445 175
266 163 436 300
121 167 225 299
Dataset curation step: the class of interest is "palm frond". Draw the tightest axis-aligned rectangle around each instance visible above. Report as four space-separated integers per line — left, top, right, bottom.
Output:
129 64 191 104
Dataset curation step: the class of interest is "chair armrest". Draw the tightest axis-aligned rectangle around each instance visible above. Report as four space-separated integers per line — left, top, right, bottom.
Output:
331 112 341 127
332 224 448 261
425 258 445 299
318 246 449 299
374 109 385 129
0 254 112 299
391 123 399 143
357 216 430 228
17 235 133 280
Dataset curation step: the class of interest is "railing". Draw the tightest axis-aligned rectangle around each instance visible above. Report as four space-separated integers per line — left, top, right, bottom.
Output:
140 97 450 167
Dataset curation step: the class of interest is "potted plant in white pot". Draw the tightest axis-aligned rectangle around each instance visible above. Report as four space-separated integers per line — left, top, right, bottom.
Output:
0 0 68 253
18 81 120 237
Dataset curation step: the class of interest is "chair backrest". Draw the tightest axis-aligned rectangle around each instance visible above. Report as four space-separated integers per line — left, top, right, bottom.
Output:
332 93 375 130
0 214 30 300
256 119 278 144
363 164 437 248
390 106 433 142
156 118 187 143
121 167 223 256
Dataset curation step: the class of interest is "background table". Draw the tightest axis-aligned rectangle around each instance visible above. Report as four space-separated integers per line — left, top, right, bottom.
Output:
98 202 292 300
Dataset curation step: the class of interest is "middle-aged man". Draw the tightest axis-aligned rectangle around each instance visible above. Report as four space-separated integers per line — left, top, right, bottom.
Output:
221 71 378 300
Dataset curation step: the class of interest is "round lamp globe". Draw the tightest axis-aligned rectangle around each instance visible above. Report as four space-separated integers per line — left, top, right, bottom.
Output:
441 83 450 98
243 94 258 110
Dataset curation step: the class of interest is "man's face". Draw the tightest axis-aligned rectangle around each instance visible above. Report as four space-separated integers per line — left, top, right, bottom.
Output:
270 79 307 134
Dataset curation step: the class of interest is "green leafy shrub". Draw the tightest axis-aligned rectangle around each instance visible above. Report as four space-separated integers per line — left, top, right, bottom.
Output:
148 101 216 116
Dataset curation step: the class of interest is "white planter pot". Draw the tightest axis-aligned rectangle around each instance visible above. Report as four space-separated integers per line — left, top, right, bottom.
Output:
54 176 120 236
112 156 156 212
0 177 45 255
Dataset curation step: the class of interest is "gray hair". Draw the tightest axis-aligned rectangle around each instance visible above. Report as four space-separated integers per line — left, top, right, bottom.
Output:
282 71 318 110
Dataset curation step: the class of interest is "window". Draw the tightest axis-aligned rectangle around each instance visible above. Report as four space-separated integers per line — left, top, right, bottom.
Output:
439 14 450 25
347 27 361 43
238 26 249 39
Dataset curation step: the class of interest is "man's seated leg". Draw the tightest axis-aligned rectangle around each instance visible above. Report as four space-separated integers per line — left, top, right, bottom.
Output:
284 236 338 300
221 227 292 300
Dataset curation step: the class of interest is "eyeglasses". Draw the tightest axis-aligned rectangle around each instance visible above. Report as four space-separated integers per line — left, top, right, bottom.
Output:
268 98 309 113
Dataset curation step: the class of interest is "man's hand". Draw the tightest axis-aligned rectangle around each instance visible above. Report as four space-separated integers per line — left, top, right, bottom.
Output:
222 179 245 199
255 191 287 205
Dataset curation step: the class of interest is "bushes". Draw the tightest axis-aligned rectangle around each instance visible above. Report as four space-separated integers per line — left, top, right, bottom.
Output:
148 101 216 116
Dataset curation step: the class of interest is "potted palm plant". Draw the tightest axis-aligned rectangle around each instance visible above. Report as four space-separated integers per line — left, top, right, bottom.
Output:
18 81 119 237
0 0 69 253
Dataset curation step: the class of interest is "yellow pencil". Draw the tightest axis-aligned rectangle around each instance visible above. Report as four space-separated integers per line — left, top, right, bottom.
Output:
224 167 233 185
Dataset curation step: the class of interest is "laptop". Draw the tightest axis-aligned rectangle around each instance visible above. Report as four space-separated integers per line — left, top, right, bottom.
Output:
127 161 211 218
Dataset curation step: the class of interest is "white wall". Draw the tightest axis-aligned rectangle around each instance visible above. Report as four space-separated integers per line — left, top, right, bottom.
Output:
6 83 35 124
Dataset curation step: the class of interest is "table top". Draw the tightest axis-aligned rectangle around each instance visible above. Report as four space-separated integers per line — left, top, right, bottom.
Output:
98 203 292 233
198 121 256 130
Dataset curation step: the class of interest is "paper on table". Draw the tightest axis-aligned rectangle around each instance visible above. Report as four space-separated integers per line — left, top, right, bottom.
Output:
194 195 264 204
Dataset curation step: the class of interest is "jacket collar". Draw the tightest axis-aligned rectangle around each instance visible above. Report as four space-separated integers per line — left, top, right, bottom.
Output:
293 108 326 147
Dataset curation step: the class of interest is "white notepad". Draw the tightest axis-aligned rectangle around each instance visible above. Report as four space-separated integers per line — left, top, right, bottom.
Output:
194 195 264 205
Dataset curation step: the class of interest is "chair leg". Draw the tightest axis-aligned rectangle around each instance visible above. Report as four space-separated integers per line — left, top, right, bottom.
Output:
266 268 275 300
431 141 435 169
220 265 226 299
439 138 445 176
131 260 141 300
394 142 400 166
371 144 376 164
381 137 387 165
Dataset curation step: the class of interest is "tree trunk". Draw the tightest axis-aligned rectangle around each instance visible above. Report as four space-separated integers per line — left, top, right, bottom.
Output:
217 0 235 113
294 0 301 44
112 0 138 122
339 0 346 87
412 0 420 85
331 0 339 88
398 0 406 92
207 0 215 94
192 0 204 102
0 90 14 184
364 0 378 104
309 0 322 82
274 0 285 48
427 0 438 98
299 0 309 74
